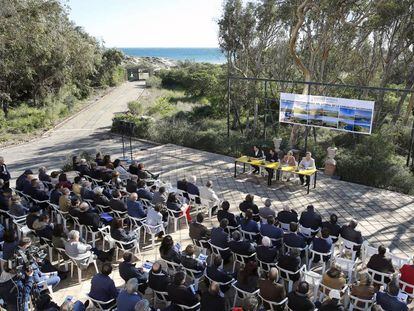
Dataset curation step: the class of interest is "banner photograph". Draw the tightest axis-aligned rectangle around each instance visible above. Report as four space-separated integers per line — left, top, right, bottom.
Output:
279 93 375 134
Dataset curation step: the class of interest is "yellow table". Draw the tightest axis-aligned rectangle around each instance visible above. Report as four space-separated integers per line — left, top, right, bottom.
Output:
234 156 318 193
234 156 280 186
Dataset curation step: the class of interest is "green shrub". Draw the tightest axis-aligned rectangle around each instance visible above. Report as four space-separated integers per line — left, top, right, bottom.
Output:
146 76 162 88
147 96 177 117
128 101 144 115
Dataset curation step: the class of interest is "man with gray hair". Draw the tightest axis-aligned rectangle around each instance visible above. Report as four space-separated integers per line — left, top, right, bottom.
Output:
256 236 278 263
134 299 151 311
259 198 276 220
259 267 286 308
186 175 200 198
117 277 143 310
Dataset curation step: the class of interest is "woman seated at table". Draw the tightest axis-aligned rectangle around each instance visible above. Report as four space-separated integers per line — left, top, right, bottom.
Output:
298 152 316 187
265 148 279 180
280 150 297 182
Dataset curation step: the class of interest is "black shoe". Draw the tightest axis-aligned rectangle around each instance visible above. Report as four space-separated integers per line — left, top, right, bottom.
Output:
303 183 309 187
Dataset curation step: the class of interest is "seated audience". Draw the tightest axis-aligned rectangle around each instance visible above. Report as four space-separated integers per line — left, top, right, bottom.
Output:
199 180 220 214
148 261 171 293
136 180 154 201
259 268 286 310
93 186 110 207
166 192 186 217
236 260 259 293
260 215 283 246
210 219 232 261
127 193 146 219
159 235 181 264
134 299 151 311
287 281 315 311
78 159 90 177
206 255 234 293
177 178 188 193
146 203 167 237
27 178 49 201
201 282 225 310
299 204 322 230
180 244 205 277
89 263 119 308
256 236 278 263
217 200 239 227
376 279 408 311
322 214 341 238
65 230 113 267
78 202 101 231
119 252 148 294
240 209 259 237
189 213 211 242
340 219 363 249
277 249 301 282
126 175 138 193
59 188 71 212
113 159 130 180
9 195 29 217
319 289 344 311
350 273 375 304
110 218 137 248
311 227 333 263
136 163 159 180
259 199 276 220
321 264 346 293
277 206 298 226
239 194 259 215
151 186 167 206
228 230 255 257
109 189 127 212
33 214 53 240
167 271 200 307
284 222 306 249
367 245 395 281
16 169 33 191
117 278 143 311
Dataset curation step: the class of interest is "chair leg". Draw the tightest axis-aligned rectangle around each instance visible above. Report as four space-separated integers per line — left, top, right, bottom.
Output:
77 267 81 284
233 292 237 307
93 261 99 273
48 246 53 262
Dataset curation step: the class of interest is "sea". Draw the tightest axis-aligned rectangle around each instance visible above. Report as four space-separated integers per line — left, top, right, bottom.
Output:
119 47 225 64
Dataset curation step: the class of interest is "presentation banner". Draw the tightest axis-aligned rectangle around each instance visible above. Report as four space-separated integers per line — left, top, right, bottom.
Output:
279 93 375 134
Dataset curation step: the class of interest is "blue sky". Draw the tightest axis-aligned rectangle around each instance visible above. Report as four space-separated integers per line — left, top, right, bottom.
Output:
64 0 223 48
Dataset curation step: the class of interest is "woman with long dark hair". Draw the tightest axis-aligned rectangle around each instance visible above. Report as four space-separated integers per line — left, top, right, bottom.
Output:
159 235 181 263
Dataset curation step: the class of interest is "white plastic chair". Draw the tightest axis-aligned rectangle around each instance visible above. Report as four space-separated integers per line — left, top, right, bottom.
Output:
299 225 320 239
303 269 322 302
318 282 348 302
348 290 375 310
232 283 259 307
276 264 306 292
167 207 189 232
308 244 333 273
67 252 99 284
182 266 204 291
152 290 170 308
257 259 277 274
284 244 309 264
176 302 201 311
366 268 393 288
192 238 208 255
361 242 380 267
240 229 259 241
388 252 412 269
258 294 288 311
398 276 414 299
232 252 256 273
338 236 361 262
143 223 166 256
162 259 182 274
334 256 358 284
208 241 230 268
86 293 116 310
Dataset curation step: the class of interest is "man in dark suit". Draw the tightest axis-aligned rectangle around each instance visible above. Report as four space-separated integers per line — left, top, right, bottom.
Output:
16 169 33 191
322 214 341 238
80 181 95 201
148 261 171 293
277 206 298 226
260 216 283 246
217 201 239 227
189 213 211 242
251 145 264 174
206 255 234 293
186 176 200 197
256 236 278 263
78 159 90 176
167 271 199 308
228 230 255 257
177 178 188 192
119 252 148 294
259 268 286 309
311 227 333 263
367 245 395 284
287 281 315 311
299 205 322 230
126 175 138 193
26 179 49 201
89 263 119 309
180 245 205 277
109 189 126 212
210 219 231 261
340 219 363 255
376 280 409 311
78 202 101 231
284 222 306 249
136 180 153 201
201 282 225 310
277 249 301 282
239 194 259 215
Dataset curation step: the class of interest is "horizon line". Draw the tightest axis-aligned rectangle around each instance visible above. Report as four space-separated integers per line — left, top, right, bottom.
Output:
110 46 221 49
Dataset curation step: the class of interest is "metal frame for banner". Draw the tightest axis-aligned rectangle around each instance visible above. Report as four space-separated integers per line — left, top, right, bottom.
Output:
227 75 414 166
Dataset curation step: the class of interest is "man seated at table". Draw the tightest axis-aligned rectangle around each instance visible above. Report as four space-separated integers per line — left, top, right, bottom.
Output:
298 152 316 187
265 148 279 180
250 145 264 174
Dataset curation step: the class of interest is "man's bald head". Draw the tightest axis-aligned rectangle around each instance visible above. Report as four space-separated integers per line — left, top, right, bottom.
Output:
130 192 138 201
152 261 161 273
269 267 279 281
